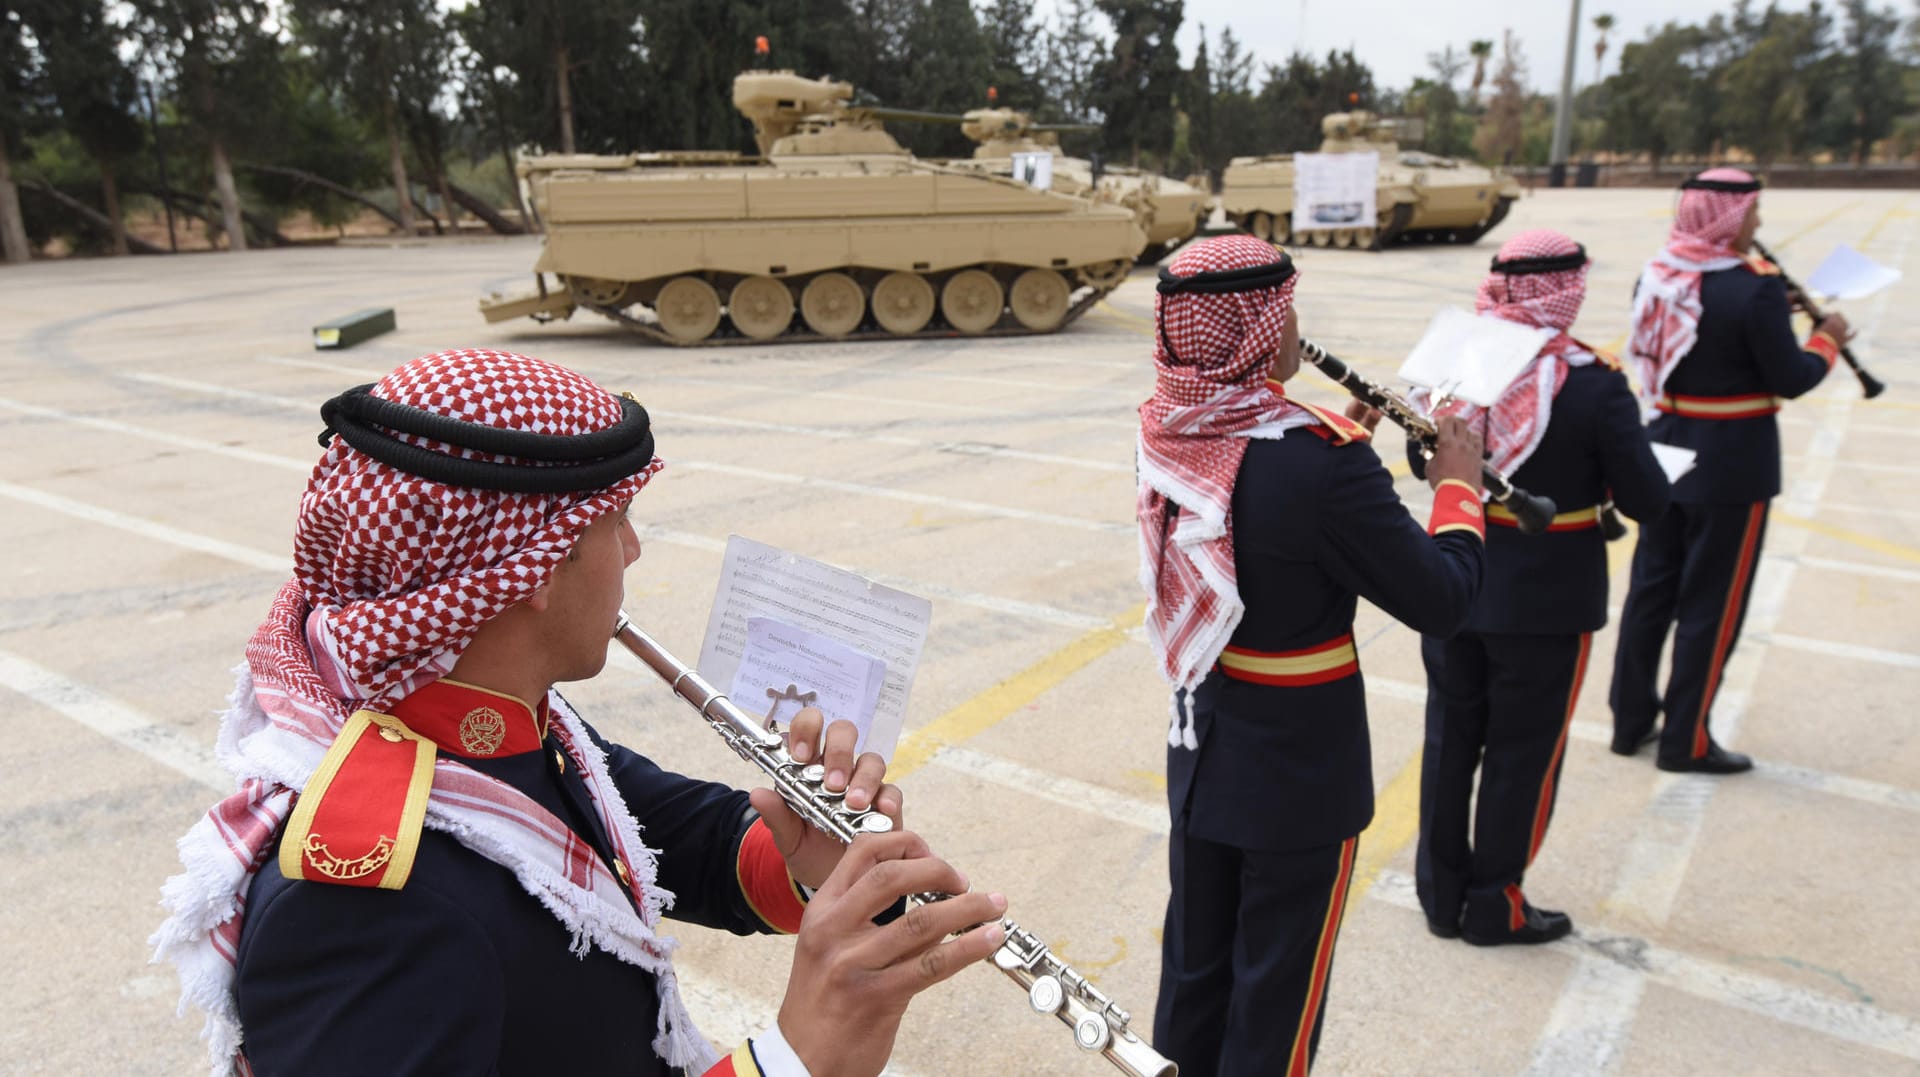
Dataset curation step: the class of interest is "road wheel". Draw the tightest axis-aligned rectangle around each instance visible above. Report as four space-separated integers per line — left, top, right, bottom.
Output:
1333 228 1357 249
1008 268 1072 332
941 269 1004 334
654 277 722 343
1075 259 1130 290
872 272 935 336
800 272 865 338
1250 211 1275 242
728 275 794 340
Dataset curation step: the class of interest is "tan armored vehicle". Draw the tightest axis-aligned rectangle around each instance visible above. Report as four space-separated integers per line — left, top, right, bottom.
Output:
1219 111 1520 250
942 109 1210 263
478 72 1145 344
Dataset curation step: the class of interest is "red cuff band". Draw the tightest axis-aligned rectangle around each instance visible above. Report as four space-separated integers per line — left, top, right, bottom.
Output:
1428 479 1487 540
1807 330 1840 369
737 818 807 935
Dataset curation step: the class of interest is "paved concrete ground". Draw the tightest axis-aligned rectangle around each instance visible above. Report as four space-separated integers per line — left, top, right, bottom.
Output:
1 188 1916 1076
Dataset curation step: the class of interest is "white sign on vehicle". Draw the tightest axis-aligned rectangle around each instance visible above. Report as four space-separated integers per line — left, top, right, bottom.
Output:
1293 151 1379 231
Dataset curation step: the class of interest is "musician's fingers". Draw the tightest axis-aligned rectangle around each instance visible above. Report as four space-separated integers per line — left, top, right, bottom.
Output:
872 782 905 828
878 906 1009 994
788 705 825 763
818 719 861 792
748 786 809 860
843 750 888 812
813 830 936 905
1342 400 1383 432
863 890 1005 970
834 841 967 922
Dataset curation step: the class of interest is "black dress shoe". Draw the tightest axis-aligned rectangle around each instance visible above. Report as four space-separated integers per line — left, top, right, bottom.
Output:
1657 743 1753 774
1610 726 1659 757
1426 916 1462 940
1463 904 1573 947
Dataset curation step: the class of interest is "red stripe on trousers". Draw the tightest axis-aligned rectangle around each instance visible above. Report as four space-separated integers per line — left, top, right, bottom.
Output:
1528 633 1593 865
1693 504 1766 759
1286 837 1358 1077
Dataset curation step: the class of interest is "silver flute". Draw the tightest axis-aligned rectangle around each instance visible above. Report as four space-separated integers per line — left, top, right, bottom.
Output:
613 614 1177 1077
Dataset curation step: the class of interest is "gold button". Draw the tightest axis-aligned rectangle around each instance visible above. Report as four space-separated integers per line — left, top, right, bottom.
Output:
614 859 630 882
553 750 566 774
378 727 403 743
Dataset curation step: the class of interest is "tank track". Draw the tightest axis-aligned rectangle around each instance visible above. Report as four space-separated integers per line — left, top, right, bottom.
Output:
573 276 1123 347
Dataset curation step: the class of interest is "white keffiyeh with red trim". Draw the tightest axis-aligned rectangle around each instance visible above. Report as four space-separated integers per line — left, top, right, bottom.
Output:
1628 168 1761 413
1412 229 1597 478
150 350 717 1076
1138 236 1317 732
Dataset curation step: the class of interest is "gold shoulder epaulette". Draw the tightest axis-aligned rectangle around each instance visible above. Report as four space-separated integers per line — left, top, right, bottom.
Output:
1574 339 1623 371
279 710 437 891
1293 399 1373 445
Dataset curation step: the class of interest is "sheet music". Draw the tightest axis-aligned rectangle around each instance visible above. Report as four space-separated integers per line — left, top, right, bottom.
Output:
1804 243 1902 301
1650 442 1698 484
1399 307 1556 407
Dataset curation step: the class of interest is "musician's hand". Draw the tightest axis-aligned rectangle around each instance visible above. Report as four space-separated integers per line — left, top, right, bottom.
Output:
777 831 1007 1077
1817 312 1854 345
1427 416 1485 492
1343 399 1384 433
756 706 903 889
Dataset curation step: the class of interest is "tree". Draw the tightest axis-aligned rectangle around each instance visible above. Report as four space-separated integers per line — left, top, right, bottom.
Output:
1412 45 1470 156
1089 0 1184 164
1716 6 1829 164
1469 39 1494 105
1593 12 1616 76
131 0 279 251
1833 0 1905 162
1603 21 1716 170
894 0 991 154
1474 31 1527 165
1041 0 1106 124
0 3 38 261
1181 24 1213 180
19 1 146 255
979 0 1047 110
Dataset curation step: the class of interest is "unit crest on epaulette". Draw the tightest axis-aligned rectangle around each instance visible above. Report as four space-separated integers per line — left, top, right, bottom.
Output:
278 710 437 890
1743 252 1783 276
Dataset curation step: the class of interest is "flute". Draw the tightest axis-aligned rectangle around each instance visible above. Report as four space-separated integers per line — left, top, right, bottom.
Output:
612 615 1177 1077
1751 240 1887 399
1298 338 1559 534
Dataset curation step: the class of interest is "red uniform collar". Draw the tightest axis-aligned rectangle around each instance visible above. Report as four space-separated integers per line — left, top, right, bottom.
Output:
387 678 550 758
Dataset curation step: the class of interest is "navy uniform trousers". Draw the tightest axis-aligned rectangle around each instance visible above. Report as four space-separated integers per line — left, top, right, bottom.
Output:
1411 360 1671 936
1154 425 1484 1077
1609 261 1834 763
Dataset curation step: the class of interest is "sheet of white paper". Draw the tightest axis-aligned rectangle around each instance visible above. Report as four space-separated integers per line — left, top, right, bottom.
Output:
1650 442 1698 484
697 536 932 761
1804 243 1902 301
1398 308 1556 407
1293 151 1379 229
1011 151 1053 191
730 617 888 752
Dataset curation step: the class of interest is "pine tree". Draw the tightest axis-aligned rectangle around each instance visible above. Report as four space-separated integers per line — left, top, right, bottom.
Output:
1090 0 1184 165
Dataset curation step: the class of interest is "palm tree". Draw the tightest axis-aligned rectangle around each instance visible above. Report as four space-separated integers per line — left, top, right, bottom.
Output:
1592 13 1616 77
1469 39 1495 106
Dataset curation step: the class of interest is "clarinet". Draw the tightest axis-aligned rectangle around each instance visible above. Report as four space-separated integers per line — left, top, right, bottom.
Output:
611 615 1178 1077
1751 240 1887 399
1298 339 1559 534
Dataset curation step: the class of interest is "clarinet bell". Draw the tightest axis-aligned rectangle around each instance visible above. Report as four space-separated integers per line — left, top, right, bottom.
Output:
1860 368 1888 399
1505 489 1560 535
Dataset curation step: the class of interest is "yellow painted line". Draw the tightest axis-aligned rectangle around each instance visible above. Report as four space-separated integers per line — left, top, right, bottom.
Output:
1097 300 1155 330
889 603 1149 779
1351 749 1423 899
1772 199 1863 251
1859 396 1920 413
1775 512 1920 567
1857 199 1914 250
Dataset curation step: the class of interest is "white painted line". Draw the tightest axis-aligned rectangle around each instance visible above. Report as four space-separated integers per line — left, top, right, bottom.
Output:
634 524 1110 632
675 461 1129 534
1759 632 1920 670
1784 454 1920 476
1566 720 1920 815
653 375 1141 430
1779 414 1920 439
1818 501 1920 524
126 372 1136 475
1371 871 1920 1066
0 479 292 573
1783 554 1920 586
0 396 309 474
0 648 228 791
930 746 1170 836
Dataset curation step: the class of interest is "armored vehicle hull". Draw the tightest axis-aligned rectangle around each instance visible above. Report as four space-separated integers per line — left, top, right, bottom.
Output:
479 74 1145 345
1218 112 1520 251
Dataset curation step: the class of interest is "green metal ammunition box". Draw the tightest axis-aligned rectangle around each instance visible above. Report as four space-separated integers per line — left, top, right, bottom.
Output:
313 308 396 350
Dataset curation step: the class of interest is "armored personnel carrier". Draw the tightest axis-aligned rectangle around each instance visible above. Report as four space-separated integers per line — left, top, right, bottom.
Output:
478 72 1145 345
940 109 1210 263
1219 111 1520 250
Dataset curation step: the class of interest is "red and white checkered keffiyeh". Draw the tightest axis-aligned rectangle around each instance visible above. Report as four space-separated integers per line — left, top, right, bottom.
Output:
1414 229 1597 477
1138 235 1318 725
1628 168 1760 412
151 350 718 1076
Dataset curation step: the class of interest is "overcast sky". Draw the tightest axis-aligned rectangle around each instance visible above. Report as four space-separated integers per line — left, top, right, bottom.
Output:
1057 0 1849 95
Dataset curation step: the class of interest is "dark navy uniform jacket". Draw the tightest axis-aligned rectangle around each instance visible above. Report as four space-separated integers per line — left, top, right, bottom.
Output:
1651 267 1834 504
1411 362 1673 636
235 720 770 1076
1173 429 1485 853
